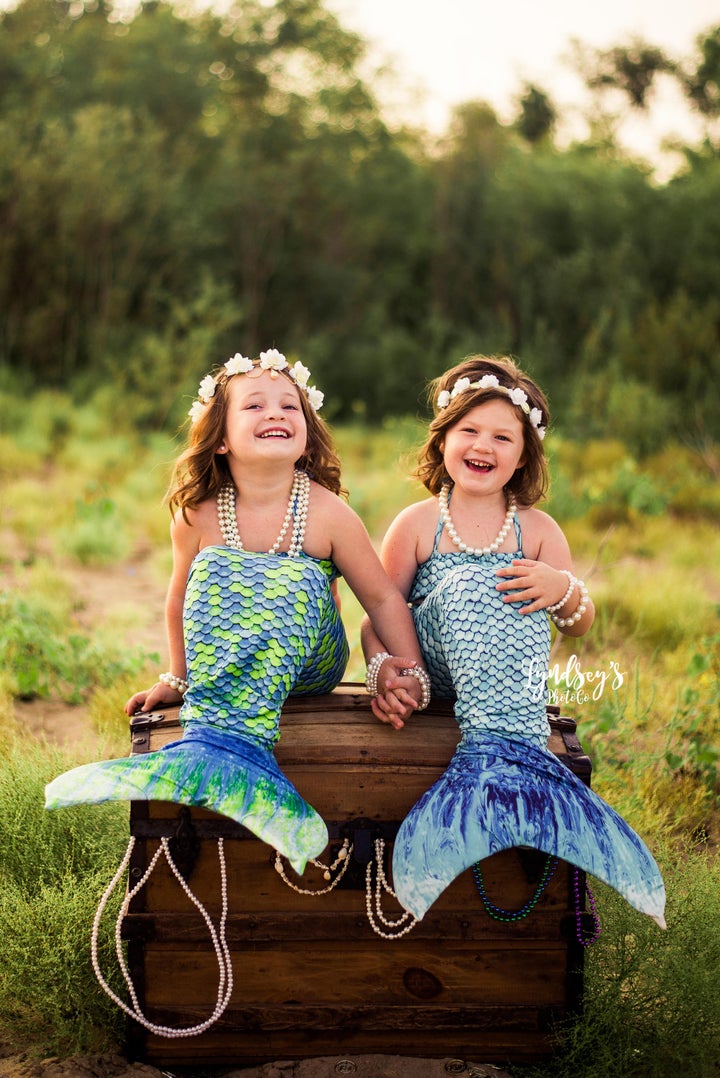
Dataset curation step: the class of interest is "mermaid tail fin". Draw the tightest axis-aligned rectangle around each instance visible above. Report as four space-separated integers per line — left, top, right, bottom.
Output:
392 735 666 926
45 727 327 875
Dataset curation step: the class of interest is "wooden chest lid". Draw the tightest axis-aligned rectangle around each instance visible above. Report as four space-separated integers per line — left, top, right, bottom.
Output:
129 683 591 781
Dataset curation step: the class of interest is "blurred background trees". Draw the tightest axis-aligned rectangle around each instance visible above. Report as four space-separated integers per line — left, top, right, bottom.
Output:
0 0 718 451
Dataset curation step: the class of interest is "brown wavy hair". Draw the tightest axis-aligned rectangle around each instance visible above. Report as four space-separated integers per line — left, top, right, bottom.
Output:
416 355 550 507
168 360 345 517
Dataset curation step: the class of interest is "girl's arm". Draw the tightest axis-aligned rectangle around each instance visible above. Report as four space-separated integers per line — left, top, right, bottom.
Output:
358 503 430 727
495 510 595 637
331 501 423 663
125 511 200 714
322 496 427 726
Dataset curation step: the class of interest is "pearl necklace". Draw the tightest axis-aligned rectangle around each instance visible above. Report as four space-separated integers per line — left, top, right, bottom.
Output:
91 836 232 1037
217 469 309 556
438 482 516 556
274 835 418 940
365 838 418 939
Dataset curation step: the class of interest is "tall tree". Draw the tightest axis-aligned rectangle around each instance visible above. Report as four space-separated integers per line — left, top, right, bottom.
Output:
584 40 675 108
514 83 557 143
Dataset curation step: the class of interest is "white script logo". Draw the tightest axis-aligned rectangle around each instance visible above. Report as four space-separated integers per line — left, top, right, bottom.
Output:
525 654 625 705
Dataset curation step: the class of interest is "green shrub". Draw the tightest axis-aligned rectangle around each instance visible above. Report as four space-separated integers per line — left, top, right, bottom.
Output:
1 874 127 1056
0 721 128 1055
0 585 154 703
55 494 132 566
519 844 720 1078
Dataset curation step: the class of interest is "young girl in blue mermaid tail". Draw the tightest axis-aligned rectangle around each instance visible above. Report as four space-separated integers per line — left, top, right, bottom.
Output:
46 349 426 875
361 354 666 929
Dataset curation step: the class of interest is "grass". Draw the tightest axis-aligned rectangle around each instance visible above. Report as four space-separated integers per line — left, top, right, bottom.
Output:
520 844 720 1078
0 390 719 1069
0 563 156 704
0 692 128 1055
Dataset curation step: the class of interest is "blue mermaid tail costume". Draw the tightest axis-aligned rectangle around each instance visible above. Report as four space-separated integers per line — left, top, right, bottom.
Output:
392 515 666 927
45 546 349 874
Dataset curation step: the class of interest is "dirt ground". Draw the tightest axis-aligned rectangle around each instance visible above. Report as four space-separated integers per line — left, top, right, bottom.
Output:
5 555 516 1078
0 1047 512 1078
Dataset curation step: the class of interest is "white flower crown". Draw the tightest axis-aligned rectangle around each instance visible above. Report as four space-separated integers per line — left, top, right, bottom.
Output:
437 374 546 440
188 349 324 423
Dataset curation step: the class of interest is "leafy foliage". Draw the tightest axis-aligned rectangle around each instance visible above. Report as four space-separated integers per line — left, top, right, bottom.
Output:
0 708 128 1055
0 0 719 445
520 846 720 1078
0 583 155 702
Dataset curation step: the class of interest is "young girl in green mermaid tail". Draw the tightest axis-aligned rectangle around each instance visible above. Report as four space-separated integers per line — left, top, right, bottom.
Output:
361 354 666 928
46 349 426 874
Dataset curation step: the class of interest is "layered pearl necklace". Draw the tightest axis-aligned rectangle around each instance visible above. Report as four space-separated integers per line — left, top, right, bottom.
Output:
217 469 309 556
438 482 516 556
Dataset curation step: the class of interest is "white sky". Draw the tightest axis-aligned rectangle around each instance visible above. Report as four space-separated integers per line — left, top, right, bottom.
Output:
329 0 719 168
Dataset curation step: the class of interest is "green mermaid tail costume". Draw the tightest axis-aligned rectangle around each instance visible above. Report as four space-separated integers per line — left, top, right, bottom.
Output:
45 544 349 874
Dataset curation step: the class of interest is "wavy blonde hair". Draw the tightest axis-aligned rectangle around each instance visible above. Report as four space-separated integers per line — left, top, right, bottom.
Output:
416 355 550 507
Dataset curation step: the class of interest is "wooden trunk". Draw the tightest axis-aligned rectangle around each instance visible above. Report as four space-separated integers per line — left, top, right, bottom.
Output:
122 685 592 1067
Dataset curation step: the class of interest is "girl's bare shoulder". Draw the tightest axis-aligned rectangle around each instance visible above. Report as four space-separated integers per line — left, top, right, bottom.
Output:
302 481 360 560
171 496 215 528
307 481 355 523
170 496 222 548
515 505 568 559
384 496 438 562
390 496 437 531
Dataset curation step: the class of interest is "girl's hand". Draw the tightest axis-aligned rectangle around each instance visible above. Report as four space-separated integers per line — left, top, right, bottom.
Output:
369 656 424 730
125 682 184 716
495 559 571 614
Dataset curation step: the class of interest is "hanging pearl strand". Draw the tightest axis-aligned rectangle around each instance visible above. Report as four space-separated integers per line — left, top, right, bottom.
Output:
286 470 310 556
365 838 418 940
438 483 516 556
217 469 309 556
91 836 233 1037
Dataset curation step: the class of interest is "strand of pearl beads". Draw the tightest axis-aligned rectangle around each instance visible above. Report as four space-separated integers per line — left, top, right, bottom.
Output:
158 671 189 695
91 836 232 1037
365 652 392 697
286 469 310 555
438 483 517 555
400 665 431 710
549 578 589 628
365 838 418 940
274 839 353 895
545 569 576 614
217 469 309 556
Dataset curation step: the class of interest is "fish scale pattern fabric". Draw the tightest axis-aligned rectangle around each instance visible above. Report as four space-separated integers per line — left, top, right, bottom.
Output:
395 525 666 927
45 546 349 874
411 550 551 746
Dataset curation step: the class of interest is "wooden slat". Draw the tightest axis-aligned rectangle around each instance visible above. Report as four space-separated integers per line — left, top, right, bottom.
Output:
130 831 572 916
140 941 570 1008
122 907 578 944
130 688 590 783
137 1018 558 1065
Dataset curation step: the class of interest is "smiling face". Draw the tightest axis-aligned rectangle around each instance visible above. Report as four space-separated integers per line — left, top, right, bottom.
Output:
216 368 308 467
441 398 526 496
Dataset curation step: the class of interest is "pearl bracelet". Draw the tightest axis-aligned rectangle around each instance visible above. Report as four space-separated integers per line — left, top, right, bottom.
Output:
546 569 576 614
365 652 392 697
158 671 189 695
401 665 431 711
549 579 590 628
